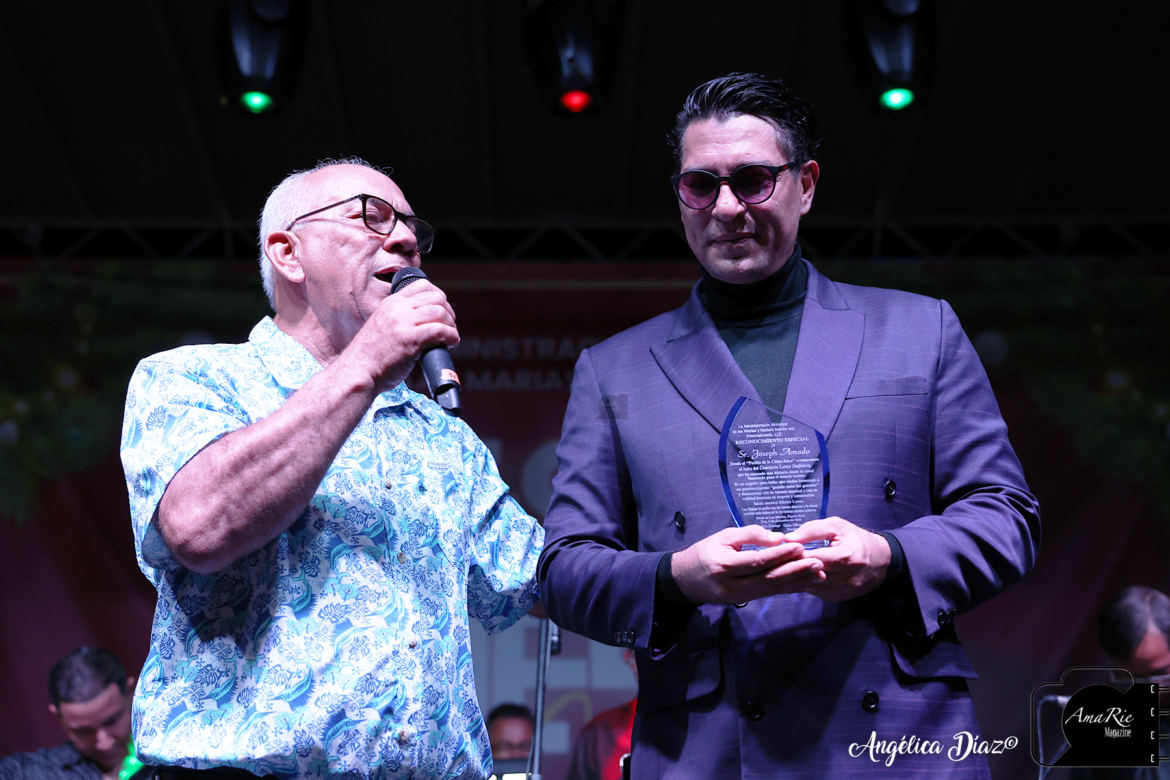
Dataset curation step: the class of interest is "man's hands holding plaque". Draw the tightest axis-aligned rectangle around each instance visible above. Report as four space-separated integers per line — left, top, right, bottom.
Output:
786 517 892 602
671 518 891 606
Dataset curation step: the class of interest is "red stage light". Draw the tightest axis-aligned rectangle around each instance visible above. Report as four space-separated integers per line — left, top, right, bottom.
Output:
560 90 593 113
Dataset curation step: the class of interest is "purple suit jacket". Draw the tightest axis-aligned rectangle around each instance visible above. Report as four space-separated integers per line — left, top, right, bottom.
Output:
538 261 1040 779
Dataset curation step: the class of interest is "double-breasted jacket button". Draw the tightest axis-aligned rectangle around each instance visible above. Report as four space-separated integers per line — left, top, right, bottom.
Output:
938 608 954 627
673 511 686 530
614 631 623 644
862 690 880 712
744 701 766 721
884 479 897 501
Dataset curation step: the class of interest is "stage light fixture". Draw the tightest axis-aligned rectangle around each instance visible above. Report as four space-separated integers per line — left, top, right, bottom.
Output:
524 0 624 117
847 0 934 112
879 87 915 110
241 90 275 113
560 90 593 113
218 0 308 116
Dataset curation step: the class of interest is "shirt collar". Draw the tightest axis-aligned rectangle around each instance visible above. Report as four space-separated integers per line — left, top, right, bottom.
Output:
248 317 412 411
56 741 90 769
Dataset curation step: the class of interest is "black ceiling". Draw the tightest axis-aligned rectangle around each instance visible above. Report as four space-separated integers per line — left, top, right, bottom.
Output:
0 0 1167 260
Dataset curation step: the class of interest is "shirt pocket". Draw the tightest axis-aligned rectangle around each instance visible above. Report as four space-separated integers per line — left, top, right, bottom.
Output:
845 376 930 399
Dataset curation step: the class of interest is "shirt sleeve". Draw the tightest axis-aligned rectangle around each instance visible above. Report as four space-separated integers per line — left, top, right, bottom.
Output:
119 350 253 582
459 429 544 634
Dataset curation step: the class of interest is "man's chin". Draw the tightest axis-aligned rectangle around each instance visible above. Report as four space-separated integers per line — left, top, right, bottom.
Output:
703 256 775 284
89 748 127 772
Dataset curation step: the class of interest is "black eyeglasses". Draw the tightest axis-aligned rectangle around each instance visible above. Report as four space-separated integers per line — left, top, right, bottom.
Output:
671 162 801 210
286 193 435 253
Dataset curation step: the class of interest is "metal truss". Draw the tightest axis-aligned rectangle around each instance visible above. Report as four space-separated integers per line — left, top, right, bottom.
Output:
1 216 1167 263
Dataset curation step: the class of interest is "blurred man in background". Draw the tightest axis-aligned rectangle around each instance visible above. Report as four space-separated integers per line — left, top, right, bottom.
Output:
0 646 148 780
1069 586 1170 780
486 704 535 762
1099 586 1170 679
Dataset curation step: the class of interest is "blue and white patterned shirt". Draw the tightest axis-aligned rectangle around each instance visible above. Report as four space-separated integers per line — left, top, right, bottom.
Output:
120 318 543 780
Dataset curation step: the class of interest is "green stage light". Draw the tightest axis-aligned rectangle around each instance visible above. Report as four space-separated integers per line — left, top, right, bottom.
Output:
880 87 915 110
240 91 275 113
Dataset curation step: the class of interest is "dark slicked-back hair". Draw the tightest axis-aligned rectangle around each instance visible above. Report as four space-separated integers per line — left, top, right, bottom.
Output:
1099 586 1170 661
668 72 821 174
486 703 535 728
48 646 128 706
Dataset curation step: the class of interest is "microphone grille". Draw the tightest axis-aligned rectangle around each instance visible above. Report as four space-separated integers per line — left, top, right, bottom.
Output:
390 266 428 294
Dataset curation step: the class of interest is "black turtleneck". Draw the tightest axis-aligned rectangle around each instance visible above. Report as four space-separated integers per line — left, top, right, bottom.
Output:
698 244 807 414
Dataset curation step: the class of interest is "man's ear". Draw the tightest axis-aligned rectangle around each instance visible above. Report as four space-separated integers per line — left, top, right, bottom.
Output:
125 675 136 695
798 160 819 216
48 703 59 718
264 230 306 284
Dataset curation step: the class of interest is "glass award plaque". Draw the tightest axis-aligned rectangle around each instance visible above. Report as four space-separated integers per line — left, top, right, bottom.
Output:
718 396 830 547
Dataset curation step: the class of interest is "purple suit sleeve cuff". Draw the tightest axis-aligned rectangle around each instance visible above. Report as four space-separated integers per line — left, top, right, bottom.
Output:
876 531 924 637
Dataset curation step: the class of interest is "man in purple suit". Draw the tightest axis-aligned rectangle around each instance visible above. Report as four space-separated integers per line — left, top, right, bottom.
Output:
538 73 1041 778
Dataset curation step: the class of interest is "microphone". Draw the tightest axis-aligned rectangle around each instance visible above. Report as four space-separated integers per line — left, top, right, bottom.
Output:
390 267 462 417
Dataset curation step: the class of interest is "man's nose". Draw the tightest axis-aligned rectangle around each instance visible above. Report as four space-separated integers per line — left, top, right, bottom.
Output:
95 728 116 751
711 181 746 221
383 219 419 259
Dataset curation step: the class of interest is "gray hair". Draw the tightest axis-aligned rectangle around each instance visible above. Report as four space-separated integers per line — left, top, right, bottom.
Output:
1099 586 1170 661
257 156 390 309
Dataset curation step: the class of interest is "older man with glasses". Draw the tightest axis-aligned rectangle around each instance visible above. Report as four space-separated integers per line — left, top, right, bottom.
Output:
539 73 1041 779
120 158 543 780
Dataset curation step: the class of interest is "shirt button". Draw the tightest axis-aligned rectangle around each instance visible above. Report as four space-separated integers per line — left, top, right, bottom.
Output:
398 552 408 564
862 690 880 712
744 701 766 721
408 637 419 649
884 479 897 501
397 728 412 744
417 483 427 493
384 477 394 489
673 511 686 530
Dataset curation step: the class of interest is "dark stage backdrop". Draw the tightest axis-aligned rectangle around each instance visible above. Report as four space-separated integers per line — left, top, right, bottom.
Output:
1 256 1168 780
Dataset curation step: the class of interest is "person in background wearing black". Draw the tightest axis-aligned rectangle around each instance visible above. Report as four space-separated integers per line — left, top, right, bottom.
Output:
0 646 149 780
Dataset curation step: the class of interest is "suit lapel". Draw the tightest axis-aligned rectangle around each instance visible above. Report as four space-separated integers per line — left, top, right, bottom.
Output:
650 262 863 440
650 286 760 434
783 262 864 439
